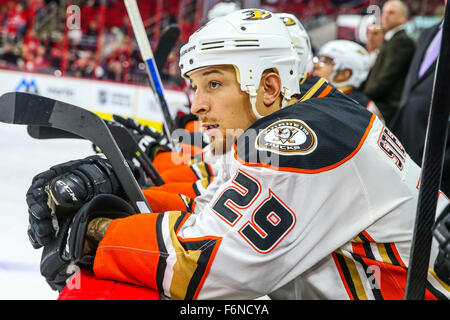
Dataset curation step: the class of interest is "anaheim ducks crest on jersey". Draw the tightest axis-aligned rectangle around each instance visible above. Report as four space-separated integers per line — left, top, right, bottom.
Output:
256 119 317 155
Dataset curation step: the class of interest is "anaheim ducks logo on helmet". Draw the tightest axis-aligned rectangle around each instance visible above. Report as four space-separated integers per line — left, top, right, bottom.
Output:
256 119 317 155
242 9 272 20
281 16 296 26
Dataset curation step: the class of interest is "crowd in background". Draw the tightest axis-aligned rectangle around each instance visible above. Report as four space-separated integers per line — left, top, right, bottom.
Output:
0 0 443 87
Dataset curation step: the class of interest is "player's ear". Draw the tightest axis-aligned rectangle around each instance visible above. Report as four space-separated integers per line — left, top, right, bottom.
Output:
335 69 352 82
260 71 282 107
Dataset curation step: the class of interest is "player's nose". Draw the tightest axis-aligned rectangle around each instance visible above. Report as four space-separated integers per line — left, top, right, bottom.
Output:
190 90 210 115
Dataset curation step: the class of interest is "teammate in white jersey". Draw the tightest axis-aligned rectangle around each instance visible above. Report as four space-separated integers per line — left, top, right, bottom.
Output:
313 39 385 123
27 9 449 299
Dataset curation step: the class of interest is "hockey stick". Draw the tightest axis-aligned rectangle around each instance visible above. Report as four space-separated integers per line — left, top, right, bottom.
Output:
27 123 165 186
0 92 152 214
154 24 181 76
124 0 178 149
405 1 450 300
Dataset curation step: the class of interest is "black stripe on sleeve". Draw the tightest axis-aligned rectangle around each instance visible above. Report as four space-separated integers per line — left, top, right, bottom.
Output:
333 252 359 300
155 213 168 294
351 253 384 300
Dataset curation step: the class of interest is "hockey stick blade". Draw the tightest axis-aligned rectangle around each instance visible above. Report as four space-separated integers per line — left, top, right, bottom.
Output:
27 125 82 139
154 24 181 74
27 123 165 186
0 92 152 213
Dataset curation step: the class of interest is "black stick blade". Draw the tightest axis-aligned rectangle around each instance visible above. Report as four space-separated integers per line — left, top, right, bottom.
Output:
0 92 55 125
0 91 151 213
27 125 83 140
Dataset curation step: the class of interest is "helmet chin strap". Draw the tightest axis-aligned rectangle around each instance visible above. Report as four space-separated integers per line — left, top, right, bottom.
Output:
281 87 292 109
247 85 264 119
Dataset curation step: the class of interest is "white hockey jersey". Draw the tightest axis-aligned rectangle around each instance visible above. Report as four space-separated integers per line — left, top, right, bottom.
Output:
94 85 449 300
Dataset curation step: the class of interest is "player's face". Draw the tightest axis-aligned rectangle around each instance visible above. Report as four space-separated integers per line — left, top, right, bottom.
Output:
312 56 335 81
188 65 257 154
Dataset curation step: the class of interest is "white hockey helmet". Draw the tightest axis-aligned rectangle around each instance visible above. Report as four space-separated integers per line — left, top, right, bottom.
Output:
276 12 314 78
317 39 370 88
179 9 301 119
207 1 241 21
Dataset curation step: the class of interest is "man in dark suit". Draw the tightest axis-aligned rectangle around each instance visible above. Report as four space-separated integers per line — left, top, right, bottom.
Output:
362 0 415 125
390 18 450 195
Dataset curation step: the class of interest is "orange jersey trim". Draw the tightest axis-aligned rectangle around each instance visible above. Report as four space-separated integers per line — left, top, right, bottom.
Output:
317 85 333 98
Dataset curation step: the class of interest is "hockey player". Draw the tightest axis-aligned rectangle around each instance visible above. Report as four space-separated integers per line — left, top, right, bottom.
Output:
312 39 385 123
276 12 314 77
27 9 449 299
207 0 241 21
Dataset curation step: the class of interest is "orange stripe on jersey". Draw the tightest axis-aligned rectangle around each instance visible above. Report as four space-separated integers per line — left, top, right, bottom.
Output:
360 230 375 242
351 241 366 258
317 85 333 98
337 231 446 300
142 189 190 212
234 113 376 174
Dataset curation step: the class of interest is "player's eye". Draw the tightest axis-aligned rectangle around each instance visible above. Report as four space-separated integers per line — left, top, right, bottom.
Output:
209 81 221 90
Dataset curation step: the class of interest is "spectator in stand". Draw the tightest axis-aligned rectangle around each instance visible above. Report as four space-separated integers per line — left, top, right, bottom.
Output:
5 2 28 42
68 49 96 78
49 32 63 70
0 5 8 27
28 0 45 13
105 59 123 82
33 44 51 71
85 19 99 39
365 23 384 68
23 29 40 54
362 0 415 126
0 41 20 67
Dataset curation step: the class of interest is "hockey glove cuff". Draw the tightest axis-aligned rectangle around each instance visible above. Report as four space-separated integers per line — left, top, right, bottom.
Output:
40 194 135 292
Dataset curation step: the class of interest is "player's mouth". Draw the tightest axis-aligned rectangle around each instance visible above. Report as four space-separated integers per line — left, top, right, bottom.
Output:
202 123 220 136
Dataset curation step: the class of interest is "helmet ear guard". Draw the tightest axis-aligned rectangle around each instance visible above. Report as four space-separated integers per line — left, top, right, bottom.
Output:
179 9 302 119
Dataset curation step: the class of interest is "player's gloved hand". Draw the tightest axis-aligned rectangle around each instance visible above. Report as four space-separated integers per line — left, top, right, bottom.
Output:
40 194 135 291
112 114 171 160
26 155 124 249
433 203 450 285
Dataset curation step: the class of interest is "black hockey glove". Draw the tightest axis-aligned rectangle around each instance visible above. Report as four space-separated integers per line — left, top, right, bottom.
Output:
112 114 171 160
26 155 125 249
433 203 450 285
40 194 135 291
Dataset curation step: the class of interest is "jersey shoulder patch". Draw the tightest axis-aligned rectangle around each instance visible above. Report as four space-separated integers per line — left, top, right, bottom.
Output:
234 96 375 173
